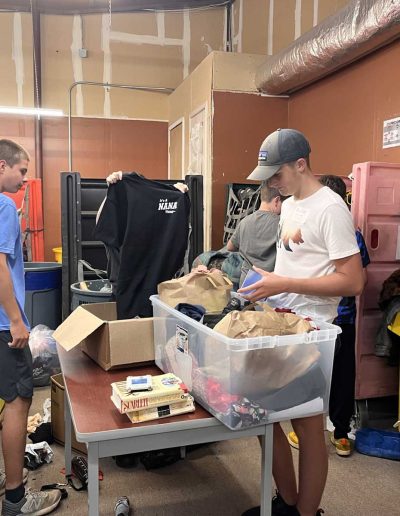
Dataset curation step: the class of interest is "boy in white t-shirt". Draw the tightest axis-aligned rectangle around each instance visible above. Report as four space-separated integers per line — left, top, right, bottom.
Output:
239 129 364 516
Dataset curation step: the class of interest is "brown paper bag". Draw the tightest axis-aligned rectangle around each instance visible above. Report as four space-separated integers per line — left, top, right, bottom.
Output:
213 303 313 338
158 270 232 313
210 304 320 396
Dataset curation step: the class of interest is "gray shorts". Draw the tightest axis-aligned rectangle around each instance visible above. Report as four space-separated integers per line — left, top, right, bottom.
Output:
0 331 33 402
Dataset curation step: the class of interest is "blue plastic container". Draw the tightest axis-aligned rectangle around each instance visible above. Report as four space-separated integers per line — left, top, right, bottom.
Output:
355 428 400 460
24 262 62 330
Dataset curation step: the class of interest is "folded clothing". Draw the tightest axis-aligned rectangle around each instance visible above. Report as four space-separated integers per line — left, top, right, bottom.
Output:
254 363 326 413
175 303 206 322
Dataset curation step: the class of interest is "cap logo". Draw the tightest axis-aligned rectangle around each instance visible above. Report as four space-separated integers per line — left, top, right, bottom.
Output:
259 150 268 161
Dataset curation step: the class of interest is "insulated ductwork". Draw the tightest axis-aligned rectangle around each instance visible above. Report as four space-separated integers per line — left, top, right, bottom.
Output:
256 0 400 95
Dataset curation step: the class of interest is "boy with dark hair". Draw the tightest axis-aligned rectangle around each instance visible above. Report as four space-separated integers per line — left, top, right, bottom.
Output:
227 182 283 285
0 139 61 515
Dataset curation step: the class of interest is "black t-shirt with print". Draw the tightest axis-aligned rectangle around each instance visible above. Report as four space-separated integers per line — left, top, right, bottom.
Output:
94 173 190 319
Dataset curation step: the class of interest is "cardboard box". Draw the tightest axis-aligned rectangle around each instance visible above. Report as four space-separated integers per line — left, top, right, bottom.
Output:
53 302 154 371
51 373 86 455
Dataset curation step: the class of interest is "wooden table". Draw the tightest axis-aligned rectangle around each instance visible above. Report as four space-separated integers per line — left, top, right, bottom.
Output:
58 345 273 516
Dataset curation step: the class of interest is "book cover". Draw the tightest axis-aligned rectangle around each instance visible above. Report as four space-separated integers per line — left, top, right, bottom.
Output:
111 395 195 424
111 373 189 414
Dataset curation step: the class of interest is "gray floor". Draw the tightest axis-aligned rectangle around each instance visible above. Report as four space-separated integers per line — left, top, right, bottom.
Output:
1 385 399 516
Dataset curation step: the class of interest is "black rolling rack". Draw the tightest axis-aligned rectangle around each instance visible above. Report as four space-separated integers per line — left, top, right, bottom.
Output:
222 183 261 246
61 172 203 317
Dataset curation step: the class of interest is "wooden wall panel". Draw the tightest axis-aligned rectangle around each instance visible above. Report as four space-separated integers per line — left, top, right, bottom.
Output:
41 117 168 259
211 91 288 248
288 39 400 176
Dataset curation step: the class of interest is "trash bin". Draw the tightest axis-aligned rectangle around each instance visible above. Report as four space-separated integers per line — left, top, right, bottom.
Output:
24 262 62 330
70 279 114 311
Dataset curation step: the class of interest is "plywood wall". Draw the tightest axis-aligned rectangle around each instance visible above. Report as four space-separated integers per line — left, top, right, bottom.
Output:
231 0 349 55
0 1 352 120
168 53 213 247
0 8 226 119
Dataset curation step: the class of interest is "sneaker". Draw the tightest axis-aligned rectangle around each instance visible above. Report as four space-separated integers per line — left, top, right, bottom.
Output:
242 492 299 516
242 492 324 516
1 488 61 515
114 496 130 516
287 431 299 450
272 491 299 515
0 469 29 497
242 505 323 516
330 433 352 457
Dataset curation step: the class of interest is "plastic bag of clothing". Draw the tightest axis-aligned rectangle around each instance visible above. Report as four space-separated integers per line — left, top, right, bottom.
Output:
29 325 61 387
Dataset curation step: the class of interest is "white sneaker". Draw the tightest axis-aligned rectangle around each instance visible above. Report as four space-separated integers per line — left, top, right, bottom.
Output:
0 469 29 497
1 489 61 515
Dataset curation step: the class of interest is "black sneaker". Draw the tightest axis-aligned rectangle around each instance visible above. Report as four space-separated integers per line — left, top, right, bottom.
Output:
242 507 261 516
272 491 299 515
114 453 138 469
241 492 324 516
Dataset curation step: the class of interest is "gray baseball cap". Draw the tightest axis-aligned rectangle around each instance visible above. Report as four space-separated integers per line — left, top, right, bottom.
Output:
247 128 311 181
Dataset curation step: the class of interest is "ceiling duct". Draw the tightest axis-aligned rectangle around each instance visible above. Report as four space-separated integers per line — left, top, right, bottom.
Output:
256 0 400 95
1 0 230 14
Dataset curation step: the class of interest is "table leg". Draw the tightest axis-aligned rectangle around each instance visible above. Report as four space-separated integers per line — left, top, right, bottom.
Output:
260 424 273 516
64 389 72 477
87 442 100 516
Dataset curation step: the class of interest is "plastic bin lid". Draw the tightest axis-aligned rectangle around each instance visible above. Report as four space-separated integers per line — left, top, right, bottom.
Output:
24 262 62 272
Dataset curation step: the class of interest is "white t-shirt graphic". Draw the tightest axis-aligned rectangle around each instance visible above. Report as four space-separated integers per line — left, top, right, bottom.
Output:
268 186 360 322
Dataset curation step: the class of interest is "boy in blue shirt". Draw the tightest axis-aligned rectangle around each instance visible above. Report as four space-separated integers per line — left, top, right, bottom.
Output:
0 139 61 515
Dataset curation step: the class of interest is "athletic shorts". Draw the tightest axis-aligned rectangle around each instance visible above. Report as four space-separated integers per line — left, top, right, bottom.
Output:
0 330 33 402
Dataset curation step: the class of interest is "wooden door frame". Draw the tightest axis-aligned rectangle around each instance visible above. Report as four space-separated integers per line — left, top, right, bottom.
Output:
168 117 185 180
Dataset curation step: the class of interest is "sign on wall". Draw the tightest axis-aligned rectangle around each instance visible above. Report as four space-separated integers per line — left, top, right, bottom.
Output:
383 116 400 149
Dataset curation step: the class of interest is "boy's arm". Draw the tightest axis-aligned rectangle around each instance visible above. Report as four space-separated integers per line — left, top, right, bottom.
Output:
0 253 29 348
239 252 364 301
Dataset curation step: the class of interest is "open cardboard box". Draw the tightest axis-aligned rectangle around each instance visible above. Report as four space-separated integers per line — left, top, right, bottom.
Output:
51 373 87 454
53 302 154 371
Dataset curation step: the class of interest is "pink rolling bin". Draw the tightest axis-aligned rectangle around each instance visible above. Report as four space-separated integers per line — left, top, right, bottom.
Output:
351 162 400 425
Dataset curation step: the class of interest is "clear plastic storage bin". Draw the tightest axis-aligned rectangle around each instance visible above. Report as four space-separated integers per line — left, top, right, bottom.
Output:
151 295 341 430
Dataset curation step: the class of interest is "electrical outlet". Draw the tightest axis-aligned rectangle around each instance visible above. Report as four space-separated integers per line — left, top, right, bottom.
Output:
79 48 88 58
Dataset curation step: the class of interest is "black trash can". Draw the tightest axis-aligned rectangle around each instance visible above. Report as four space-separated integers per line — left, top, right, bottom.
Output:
70 279 113 310
24 262 62 330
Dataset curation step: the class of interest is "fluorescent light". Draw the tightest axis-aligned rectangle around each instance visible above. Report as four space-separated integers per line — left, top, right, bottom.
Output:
0 106 64 117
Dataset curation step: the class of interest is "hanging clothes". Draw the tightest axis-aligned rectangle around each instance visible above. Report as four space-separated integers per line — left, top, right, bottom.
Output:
94 173 190 319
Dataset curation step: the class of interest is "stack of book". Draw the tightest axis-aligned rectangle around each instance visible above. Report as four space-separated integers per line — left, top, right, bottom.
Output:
111 373 195 423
